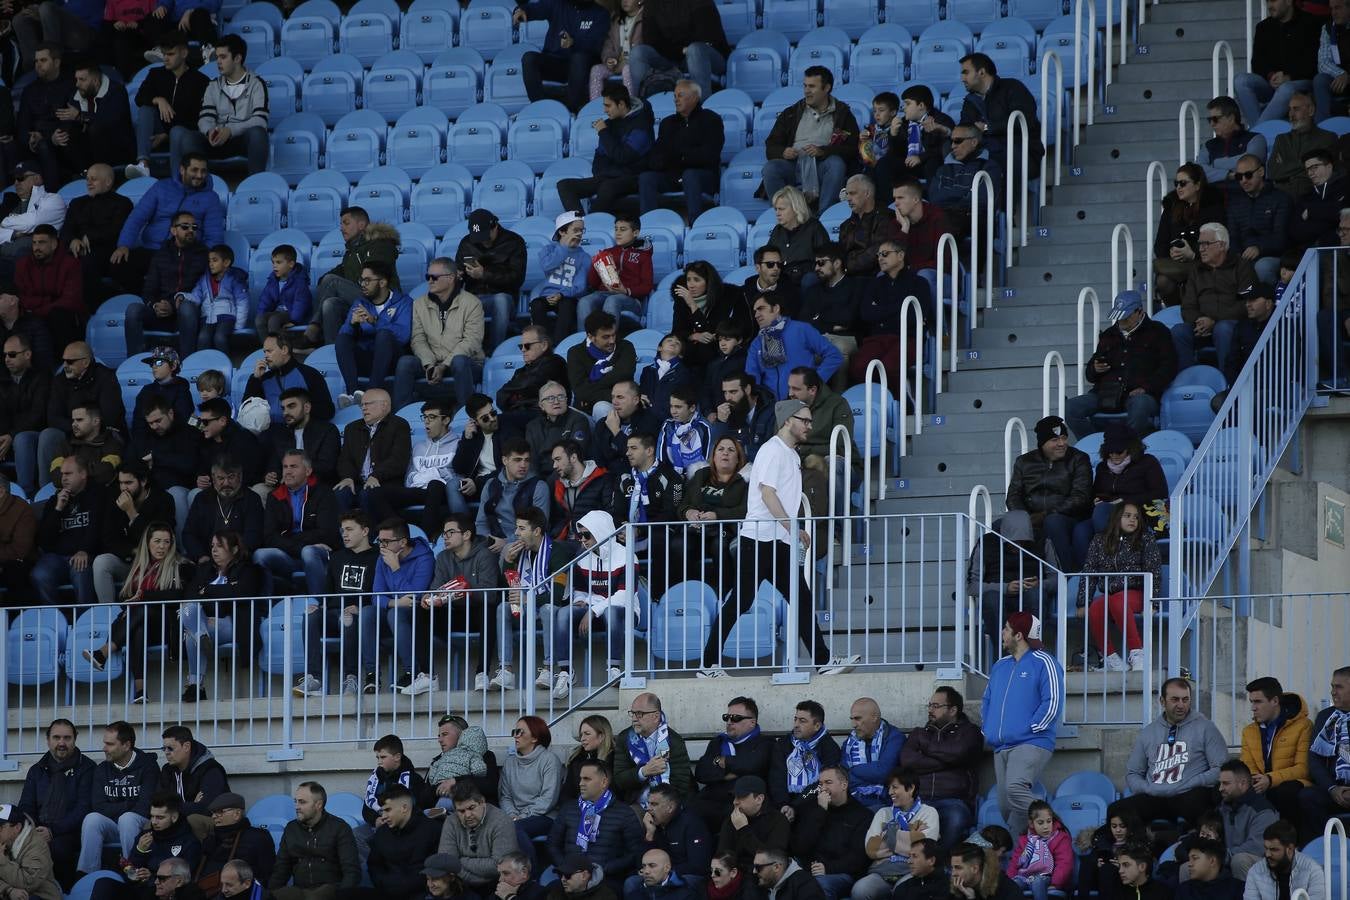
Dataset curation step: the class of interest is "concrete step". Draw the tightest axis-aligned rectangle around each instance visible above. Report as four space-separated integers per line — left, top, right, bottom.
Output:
1006 261 1141 289
927 398 1043 427
970 322 1078 350
1075 141 1179 166
1040 200 1158 228
947 364 1053 392
1016 241 1138 266
1052 158 1169 185
1120 42 1218 64
1114 57 1213 83
1106 77 1224 104
977 299 1087 326
1138 17 1247 44
1050 180 1154 204
1089 100 1198 125
1148 0 1244 25
1015 221 1139 245
899 427 1031 455
1076 118 1206 144
949 344 1081 369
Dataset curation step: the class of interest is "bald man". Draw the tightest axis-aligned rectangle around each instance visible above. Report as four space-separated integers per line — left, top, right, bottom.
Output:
624 849 697 900
334 388 413 512
839 698 905 809
614 693 693 804
37 342 125 487
61 164 133 307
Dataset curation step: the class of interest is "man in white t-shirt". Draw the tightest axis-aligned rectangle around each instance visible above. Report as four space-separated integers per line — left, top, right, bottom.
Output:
697 399 860 679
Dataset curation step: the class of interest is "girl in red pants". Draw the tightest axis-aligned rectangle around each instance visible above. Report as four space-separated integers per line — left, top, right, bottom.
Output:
1078 502 1162 672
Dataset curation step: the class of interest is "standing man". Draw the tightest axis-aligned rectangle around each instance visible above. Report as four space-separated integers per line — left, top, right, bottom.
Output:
762 68 859 212
981 612 1063 837
1239 676 1312 826
455 209 527 354
899 687 983 849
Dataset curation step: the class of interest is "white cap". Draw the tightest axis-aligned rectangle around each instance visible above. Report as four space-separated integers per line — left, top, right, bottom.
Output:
554 210 583 233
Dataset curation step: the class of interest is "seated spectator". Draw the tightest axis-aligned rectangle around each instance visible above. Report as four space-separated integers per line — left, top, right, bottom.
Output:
136 0 219 69
125 35 208 179
335 261 415 407
454 209 525 354
1006 415 1093 569
691 698 770 833
581 214 654 329
1152 165 1228 304
220 860 267 900
1315 0 1350 120
1067 291 1178 441
1110 678 1227 827
254 450 338 594
500 716 564 866
1173 222 1257 371
124 209 208 358
626 849 697 900
1176 838 1242 900
126 792 204 895
548 437 612 540
14 45 75 192
438 782 522 893
743 246 800 320
966 511 1052 647
588 0 643 99
839 175 901 279
949 843 1022 900
849 237 932 391
839 700 904 809
890 181 952 281
1006 800 1072 900
531 212 600 344
799 243 861 378
199 793 276 888
788 766 871 900
567 312 638 416
958 53 1043 180
1072 420 1169 561
628 0 729 102
981 612 1064 837
372 519 438 695
112 152 223 295
175 242 246 354
706 854 756 900
1241 823 1322 900
359 735 433 841
748 848 822 900
517 0 610 112
46 60 135 181
701 322 748 414
671 261 751 372
1210 760 1278 880
16 719 93 885
366 399 459 537
527 384 593 475
491 506 578 688
255 381 342 494
448 395 505 515
1267 92 1333 197
129 347 192 440
890 840 946 900
899 86 958 182
1297 666 1350 843
16 223 82 350
565 717 617 803
367 785 442 900
420 856 469 900
499 326 571 430
637 786 711 887
48 401 123 487
657 388 713 477
422 525 502 688
477 437 550 552
762 67 858 211
638 81 724 222
247 333 337 427
747 295 843 403
711 372 775 460
77 721 160 875
857 90 902 199
1198 97 1266 192
294 510 378 698
718 776 791 870
182 457 263 564
899 688 982 850
851 770 942 900
269 782 361 900
1078 813 1148 900
608 431 683 589
613 692 691 804
255 244 313 338
0 472 37 596
90 461 175 604
399 258 485 414
0 164 67 273
1115 845 1169 900
0 286 56 372
179 530 261 703
426 714 490 805
175 36 269 174
1234 0 1320 126
32 455 102 603
548 760 644 884
335 389 412 512
1288 149 1346 252
0 804 60 900
309 207 401 348
928 125 1005 242
156 725 228 825
37 341 123 478
1227 154 1291 283
640 334 691 417
560 85 653 215
766 187 829 291
770 701 840 821
550 853 616 900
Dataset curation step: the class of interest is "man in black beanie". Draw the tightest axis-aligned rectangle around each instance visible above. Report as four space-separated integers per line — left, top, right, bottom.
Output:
1004 415 1093 570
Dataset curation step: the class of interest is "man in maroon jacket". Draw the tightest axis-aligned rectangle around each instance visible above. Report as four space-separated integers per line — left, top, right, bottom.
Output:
16 224 83 351
898 686 984 850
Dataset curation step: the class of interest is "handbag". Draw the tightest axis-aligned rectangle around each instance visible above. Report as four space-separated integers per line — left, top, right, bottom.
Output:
195 831 242 899
1095 379 1126 414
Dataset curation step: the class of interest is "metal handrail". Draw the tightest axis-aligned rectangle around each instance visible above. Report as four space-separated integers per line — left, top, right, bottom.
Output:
1040 49 1064 208
1111 222 1135 303
1104 0 1129 83
970 170 996 309
1323 819 1347 900
1244 0 1257 72
863 358 891 502
936 232 961 392
1144 160 1170 315
897 297 923 457
1006 109 1031 261
1072 0 1099 137
1003 416 1028 501
1042 351 1066 419
827 423 855 558
967 484 993 553
1076 286 1101 396
1212 40 1235 99
1178 100 1201 166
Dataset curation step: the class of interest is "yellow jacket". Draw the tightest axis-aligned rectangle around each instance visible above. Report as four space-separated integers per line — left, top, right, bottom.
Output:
1240 692 1313 787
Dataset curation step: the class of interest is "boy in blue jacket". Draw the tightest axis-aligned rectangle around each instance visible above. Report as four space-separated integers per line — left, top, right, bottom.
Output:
530 211 599 345
255 244 313 339
981 611 1064 837
335 260 415 406
515 0 610 112
371 519 438 694
177 243 248 353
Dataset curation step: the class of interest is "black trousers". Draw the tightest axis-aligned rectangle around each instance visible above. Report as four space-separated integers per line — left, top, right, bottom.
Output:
1108 786 1217 828
557 175 639 216
366 481 450 539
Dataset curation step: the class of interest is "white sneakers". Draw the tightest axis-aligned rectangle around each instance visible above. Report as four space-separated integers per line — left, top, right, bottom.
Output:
534 666 553 689
551 670 573 699
124 162 150 180
696 666 728 679
488 666 516 690
293 674 322 697
1127 649 1146 671
473 671 490 691
818 654 862 676
606 666 623 682
400 672 439 695
1098 653 1128 672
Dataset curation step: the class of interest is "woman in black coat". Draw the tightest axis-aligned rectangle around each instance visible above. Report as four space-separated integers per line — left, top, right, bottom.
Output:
1153 163 1227 304
671 261 750 372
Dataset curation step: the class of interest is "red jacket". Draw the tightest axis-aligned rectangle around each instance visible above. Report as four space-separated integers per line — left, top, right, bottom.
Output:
1007 822 1075 892
586 241 654 299
16 247 83 319
104 0 155 22
902 202 953 271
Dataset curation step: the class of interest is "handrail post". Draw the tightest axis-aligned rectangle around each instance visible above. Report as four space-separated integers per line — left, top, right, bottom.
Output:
523 585 537 716
1076 287 1101 396
1072 0 1098 138
1105 0 1127 84
967 485 993 552
784 514 801 677
1211 41 1234 98
623 522 637 678
1039 50 1064 209
936 233 961 390
896 299 922 459
1245 0 1254 73
0 612 15 771
1042 351 1066 420
1111 222 1135 301
1142 572 1154 724
1003 417 1028 501
971 170 996 310
1178 100 1200 167
827 424 854 560
1005 109 1030 262
266 594 303 761
1143 161 1169 315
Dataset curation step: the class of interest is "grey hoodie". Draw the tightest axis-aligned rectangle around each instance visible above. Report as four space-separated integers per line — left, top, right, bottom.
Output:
1243 851 1325 900
1125 708 1229 796
1218 790 1277 859
431 537 503 595
500 745 563 819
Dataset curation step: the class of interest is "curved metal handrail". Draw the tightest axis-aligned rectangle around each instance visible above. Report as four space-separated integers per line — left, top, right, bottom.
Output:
1144 160 1169 315
897 297 923 458
1072 0 1099 136
1178 100 1201 167
1039 49 1064 209
968 485 993 553
1111 222 1135 303
1006 109 1031 260
1004 417 1028 501
970 170 997 310
1043 350 1066 420
1212 40 1234 99
862 358 891 501
1076 286 1102 396
936 232 961 392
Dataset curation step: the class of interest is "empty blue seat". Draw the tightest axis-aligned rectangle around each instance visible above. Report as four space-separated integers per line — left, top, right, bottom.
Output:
327 110 387 182
1160 366 1227 444
290 170 351 241
57 178 85 204
225 11 277 64
983 16 1040 49
411 163 473 232
352 165 413 223
474 160 534 224
365 51 424 123
448 103 507 175
537 157 591 220
425 48 484 118
754 86 799 146
459 1 514 60
403 0 458 63
818 201 850 240
702 89 753 162
339 10 395 66
8 608 67 686
569 96 606 160
685 207 747 270
1008 0 1067 30
913 25 974 94
727 30 790 102
279 14 335 70
387 108 447 179
87 295 139 368
396 223 436 286
302 55 362 126
883 0 940 32
255 57 301 119
650 581 717 663
822 0 878 38
976 34 1033 77
713 0 757 44
947 0 1002 32
719 158 767 219
748 206 777 251
787 44 847 92
228 172 288 244
852 24 911 89
1039 16 1096 87
761 0 819 43
484 45 534 114
508 99 570 173
269 113 325 185
833 83 874 132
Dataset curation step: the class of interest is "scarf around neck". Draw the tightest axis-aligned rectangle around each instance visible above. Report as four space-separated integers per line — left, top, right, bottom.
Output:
1106 454 1131 475
841 722 890 798
1311 708 1350 784
627 715 672 802
577 788 613 849
758 317 789 370
786 727 826 794
1016 833 1055 878
666 419 706 471
586 340 616 382
629 462 657 524
520 535 554 600
907 120 923 156
888 799 925 862
720 726 762 757
365 764 411 813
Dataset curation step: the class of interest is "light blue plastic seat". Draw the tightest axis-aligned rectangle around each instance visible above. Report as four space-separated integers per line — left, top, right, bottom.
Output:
1008 0 1067 30
508 99 571 174
364 50 424 123
702 88 753 163
269 113 325 185
257 57 302 118
289 171 352 241
536 157 591 220
650 580 718 662
884 0 940 31
787 44 846 92
947 0 1002 32
447 103 508 175
279 13 335 70
339 7 396 66
726 30 790 102
403 0 459 63
302 55 363 126
425 47 484 118
459 0 514 61
228 172 289 245
714 0 757 44
760 0 818 43
484 45 535 114
822 0 878 38
226 5 279 63
326 109 388 182
410 163 473 232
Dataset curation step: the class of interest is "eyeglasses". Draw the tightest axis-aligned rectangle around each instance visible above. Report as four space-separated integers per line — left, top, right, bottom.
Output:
628 708 659 718
421 413 446 421
358 276 382 284
476 411 498 422
196 416 220 427
511 727 525 736
1206 114 1227 123
576 530 593 540
791 415 814 426
813 258 832 266
540 394 567 404
1235 169 1260 180
1173 179 1193 188
751 863 776 871
877 249 900 258
442 528 463 538
951 135 976 143
722 713 753 723
519 340 540 351
376 537 405 546
149 358 170 366
154 876 177 883
926 702 950 710
426 272 452 281
174 223 198 231
62 357 88 365
1196 240 1220 249
711 869 729 878
758 260 781 268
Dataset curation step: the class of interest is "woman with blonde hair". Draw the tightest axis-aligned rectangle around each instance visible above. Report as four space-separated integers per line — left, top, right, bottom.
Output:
82 523 195 705
766 186 830 288
563 714 617 800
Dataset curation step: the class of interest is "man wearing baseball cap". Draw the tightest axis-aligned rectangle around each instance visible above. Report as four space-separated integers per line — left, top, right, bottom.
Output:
1005 414 1093 570
201 793 277 887
981 611 1063 837
551 853 612 900
131 346 193 439
1065 290 1177 441
454 209 527 353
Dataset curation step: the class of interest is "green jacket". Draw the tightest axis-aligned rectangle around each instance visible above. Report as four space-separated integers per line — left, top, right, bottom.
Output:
800 384 861 469
1268 126 1335 197
328 222 401 288
612 723 693 802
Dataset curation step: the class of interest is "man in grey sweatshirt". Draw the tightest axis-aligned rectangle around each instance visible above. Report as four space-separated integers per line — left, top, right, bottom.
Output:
438 780 520 891
1214 759 1278 879
172 34 270 174
1108 677 1228 827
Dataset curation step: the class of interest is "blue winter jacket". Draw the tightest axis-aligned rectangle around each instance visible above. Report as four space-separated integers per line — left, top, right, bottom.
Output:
257 263 314 323
518 0 609 58
117 171 226 250
841 720 906 803
338 289 416 348
157 0 222 19
981 648 1064 753
746 318 844 402
66 0 104 29
373 537 435 610
179 265 250 324
537 242 593 299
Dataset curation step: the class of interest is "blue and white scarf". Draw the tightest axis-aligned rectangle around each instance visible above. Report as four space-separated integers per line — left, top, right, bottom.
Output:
907 120 923 157
576 788 613 850
720 726 762 757
665 420 706 472
628 463 657 524
520 535 554 601
841 721 891 799
586 340 616 382
757 317 789 370
1311 708 1350 784
364 765 411 813
627 714 672 804
887 799 925 863
785 727 827 794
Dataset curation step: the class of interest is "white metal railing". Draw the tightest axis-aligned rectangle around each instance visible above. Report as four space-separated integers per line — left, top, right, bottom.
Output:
1178 99 1201 166
1324 820 1347 900
1143 160 1170 314
1042 350 1066 419
1003 416 1028 501
1076 287 1102 396
1072 0 1099 138
897 297 923 458
967 485 993 551
1244 0 1257 72
1063 572 1156 725
862 357 894 493
1111 222 1135 302
964 517 1070 674
936 232 961 391
827 424 856 559
1104 0 1129 83
1006 109 1031 261
1212 40 1235 99
1040 49 1064 208
971 169 997 309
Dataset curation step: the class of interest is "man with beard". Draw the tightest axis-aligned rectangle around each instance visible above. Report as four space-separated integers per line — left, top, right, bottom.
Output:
261 388 341 490
591 380 661 471
1266 91 1334 196
715 372 775 461
16 224 82 350
183 456 264 563
899 688 984 849
17 719 94 888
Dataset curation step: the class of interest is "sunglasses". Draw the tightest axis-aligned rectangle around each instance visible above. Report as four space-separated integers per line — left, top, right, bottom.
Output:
3 350 25 358
951 135 977 143
1235 170 1259 180
62 357 88 365
1206 115 1227 123
426 272 452 281
1173 179 1192 188
758 260 781 268
511 728 525 736
174 223 198 230
813 258 832 266
722 713 753 723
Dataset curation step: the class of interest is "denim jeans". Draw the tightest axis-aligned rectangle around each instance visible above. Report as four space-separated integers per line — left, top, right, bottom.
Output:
197 316 236 354
1234 73 1311 125
1065 389 1159 440
851 874 899 900
336 330 406 396
388 604 437 675
315 275 363 337
1314 72 1347 121
761 156 848 206
521 50 592 112
638 169 718 221
537 602 625 668
928 797 975 850
496 598 526 666
1171 318 1237 371
253 545 331 594
124 300 202 358
577 293 644 329
134 104 167 163
31 552 95 604
1042 512 1081 572
392 353 481 412
180 601 234 683
77 811 147 872
174 125 270 175
479 292 514 353
11 430 39 496
813 874 856 900
626 43 726 105
304 600 376 679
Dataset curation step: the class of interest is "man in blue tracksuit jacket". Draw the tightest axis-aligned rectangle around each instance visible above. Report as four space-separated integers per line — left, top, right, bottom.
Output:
334 259 415 400
981 611 1063 836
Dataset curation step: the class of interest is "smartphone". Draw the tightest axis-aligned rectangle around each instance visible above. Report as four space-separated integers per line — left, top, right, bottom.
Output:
463 256 477 265
1170 239 1187 249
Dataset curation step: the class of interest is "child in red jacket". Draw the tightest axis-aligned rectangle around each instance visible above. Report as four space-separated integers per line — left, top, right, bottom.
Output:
581 213 653 331
1007 800 1075 900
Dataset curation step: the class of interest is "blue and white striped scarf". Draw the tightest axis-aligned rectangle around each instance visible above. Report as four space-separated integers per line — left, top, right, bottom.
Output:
1311 709 1350 784
841 721 890 799
576 788 613 850
786 727 826 794
627 715 671 804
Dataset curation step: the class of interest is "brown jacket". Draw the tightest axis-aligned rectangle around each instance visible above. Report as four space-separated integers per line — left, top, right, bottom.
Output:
411 290 486 365
839 206 902 277
765 98 860 164
0 820 61 900
0 493 36 563
1179 250 1257 324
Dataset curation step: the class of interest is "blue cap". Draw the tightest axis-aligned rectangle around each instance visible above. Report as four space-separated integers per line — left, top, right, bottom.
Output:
1109 291 1143 320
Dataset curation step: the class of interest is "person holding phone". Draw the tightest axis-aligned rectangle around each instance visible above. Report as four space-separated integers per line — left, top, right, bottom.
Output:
1152 164 1227 304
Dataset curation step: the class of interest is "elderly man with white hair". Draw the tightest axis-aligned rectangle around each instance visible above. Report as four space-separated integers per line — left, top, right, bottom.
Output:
837 175 902 278
1171 222 1258 370
638 80 725 222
